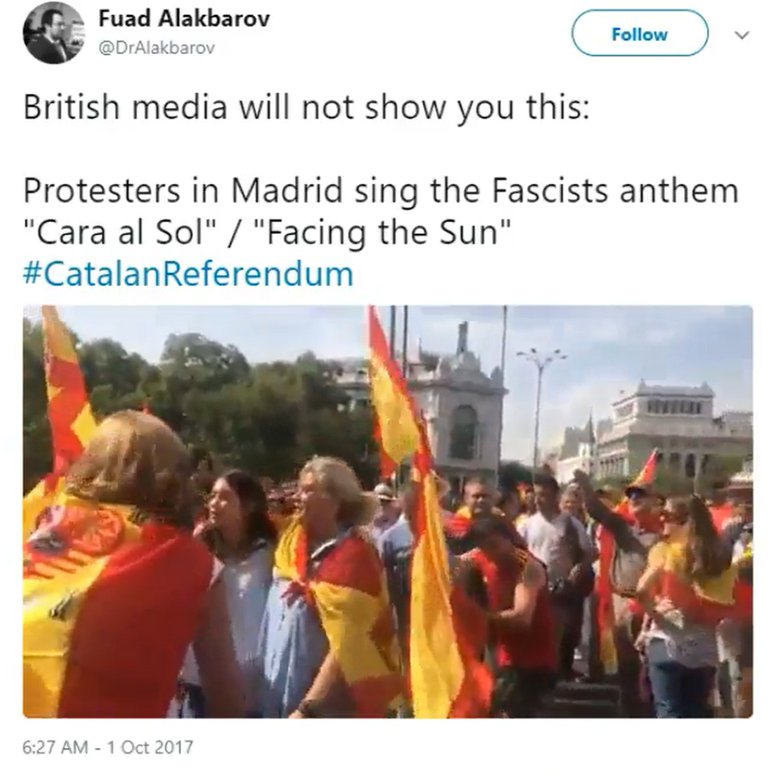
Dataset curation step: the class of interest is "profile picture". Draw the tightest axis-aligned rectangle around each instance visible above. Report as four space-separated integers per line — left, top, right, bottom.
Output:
24 3 84 64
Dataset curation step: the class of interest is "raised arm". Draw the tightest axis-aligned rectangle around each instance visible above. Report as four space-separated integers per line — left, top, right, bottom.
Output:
571 470 641 552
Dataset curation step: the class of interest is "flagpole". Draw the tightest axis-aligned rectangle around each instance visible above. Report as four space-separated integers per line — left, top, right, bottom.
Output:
401 305 409 376
497 306 508 487
389 306 397 360
397 306 410 488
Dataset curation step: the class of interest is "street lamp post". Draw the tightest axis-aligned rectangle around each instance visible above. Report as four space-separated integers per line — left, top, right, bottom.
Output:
516 348 567 469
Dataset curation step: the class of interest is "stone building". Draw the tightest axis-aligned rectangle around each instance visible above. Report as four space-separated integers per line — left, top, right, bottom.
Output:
555 415 597 484
334 322 507 491
594 381 752 480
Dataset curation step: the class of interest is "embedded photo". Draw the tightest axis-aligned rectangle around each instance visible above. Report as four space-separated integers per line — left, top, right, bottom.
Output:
22 305 753 719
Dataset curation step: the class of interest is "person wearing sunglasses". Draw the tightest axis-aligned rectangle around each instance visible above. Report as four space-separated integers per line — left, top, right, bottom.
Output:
635 496 735 717
571 470 664 716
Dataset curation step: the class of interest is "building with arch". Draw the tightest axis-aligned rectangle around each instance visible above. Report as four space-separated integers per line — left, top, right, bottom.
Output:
552 381 752 484
334 321 507 492
595 381 752 479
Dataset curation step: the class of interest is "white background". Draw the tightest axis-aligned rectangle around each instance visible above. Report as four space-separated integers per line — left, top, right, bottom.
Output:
1 0 765 770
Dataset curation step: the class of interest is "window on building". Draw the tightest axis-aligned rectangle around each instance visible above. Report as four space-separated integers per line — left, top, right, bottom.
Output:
685 453 696 479
696 402 702 414
449 405 478 460
701 454 710 474
670 452 681 470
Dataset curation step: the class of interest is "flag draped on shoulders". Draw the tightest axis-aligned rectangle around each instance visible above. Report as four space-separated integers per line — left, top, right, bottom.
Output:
596 449 658 673
646 540 743 626
272 518 402 717
23 501 214 718
23 307 97 539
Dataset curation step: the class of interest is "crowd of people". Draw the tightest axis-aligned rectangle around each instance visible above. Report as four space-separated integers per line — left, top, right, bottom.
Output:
23 410 753 718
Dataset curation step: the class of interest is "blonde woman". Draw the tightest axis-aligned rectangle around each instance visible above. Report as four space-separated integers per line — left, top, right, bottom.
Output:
256 456 402 718
23 410 244 718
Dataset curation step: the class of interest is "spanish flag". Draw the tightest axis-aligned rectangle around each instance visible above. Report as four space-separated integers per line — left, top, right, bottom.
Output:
23 501 215 718
23 307 97 539
367 306 421 470
647 539 742 626
596 449 658 672
372 415 397 480
273 518 402 716
410 434 493 717
366 307 491 717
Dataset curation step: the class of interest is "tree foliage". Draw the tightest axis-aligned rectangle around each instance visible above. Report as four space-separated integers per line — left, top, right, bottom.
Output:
22 320 380 492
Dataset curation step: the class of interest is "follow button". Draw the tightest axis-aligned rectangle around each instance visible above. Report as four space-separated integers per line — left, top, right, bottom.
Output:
572 9 709 56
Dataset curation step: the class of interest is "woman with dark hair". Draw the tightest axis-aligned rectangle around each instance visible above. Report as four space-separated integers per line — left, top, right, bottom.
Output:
496 488 522 530
172 470 276 718
636 495 736 718
457 516 557 717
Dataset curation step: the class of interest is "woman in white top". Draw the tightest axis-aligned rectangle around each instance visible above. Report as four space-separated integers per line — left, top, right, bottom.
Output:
170 470 276 718
636 496 734 718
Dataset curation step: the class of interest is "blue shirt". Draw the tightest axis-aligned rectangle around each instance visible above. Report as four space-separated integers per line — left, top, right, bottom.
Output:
256 534 345 718
380 516 414 558
379 517 414 647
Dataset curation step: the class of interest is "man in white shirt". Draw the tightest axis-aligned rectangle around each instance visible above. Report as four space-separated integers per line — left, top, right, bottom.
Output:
518 473 595 679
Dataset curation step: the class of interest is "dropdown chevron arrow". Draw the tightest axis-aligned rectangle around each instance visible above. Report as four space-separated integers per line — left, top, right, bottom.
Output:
735 31 750 40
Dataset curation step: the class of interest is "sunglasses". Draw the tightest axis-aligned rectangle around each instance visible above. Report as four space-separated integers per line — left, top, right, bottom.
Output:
661 511 688 526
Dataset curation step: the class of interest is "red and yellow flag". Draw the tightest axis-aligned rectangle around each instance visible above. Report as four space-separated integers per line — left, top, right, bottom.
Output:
367 306 421 469
596 448 658 672
410 434 492 717
273 518 403 716
23 307 97 538
647 539 744 626
372 414 397 479
366 307 491 717
23 501 214 717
